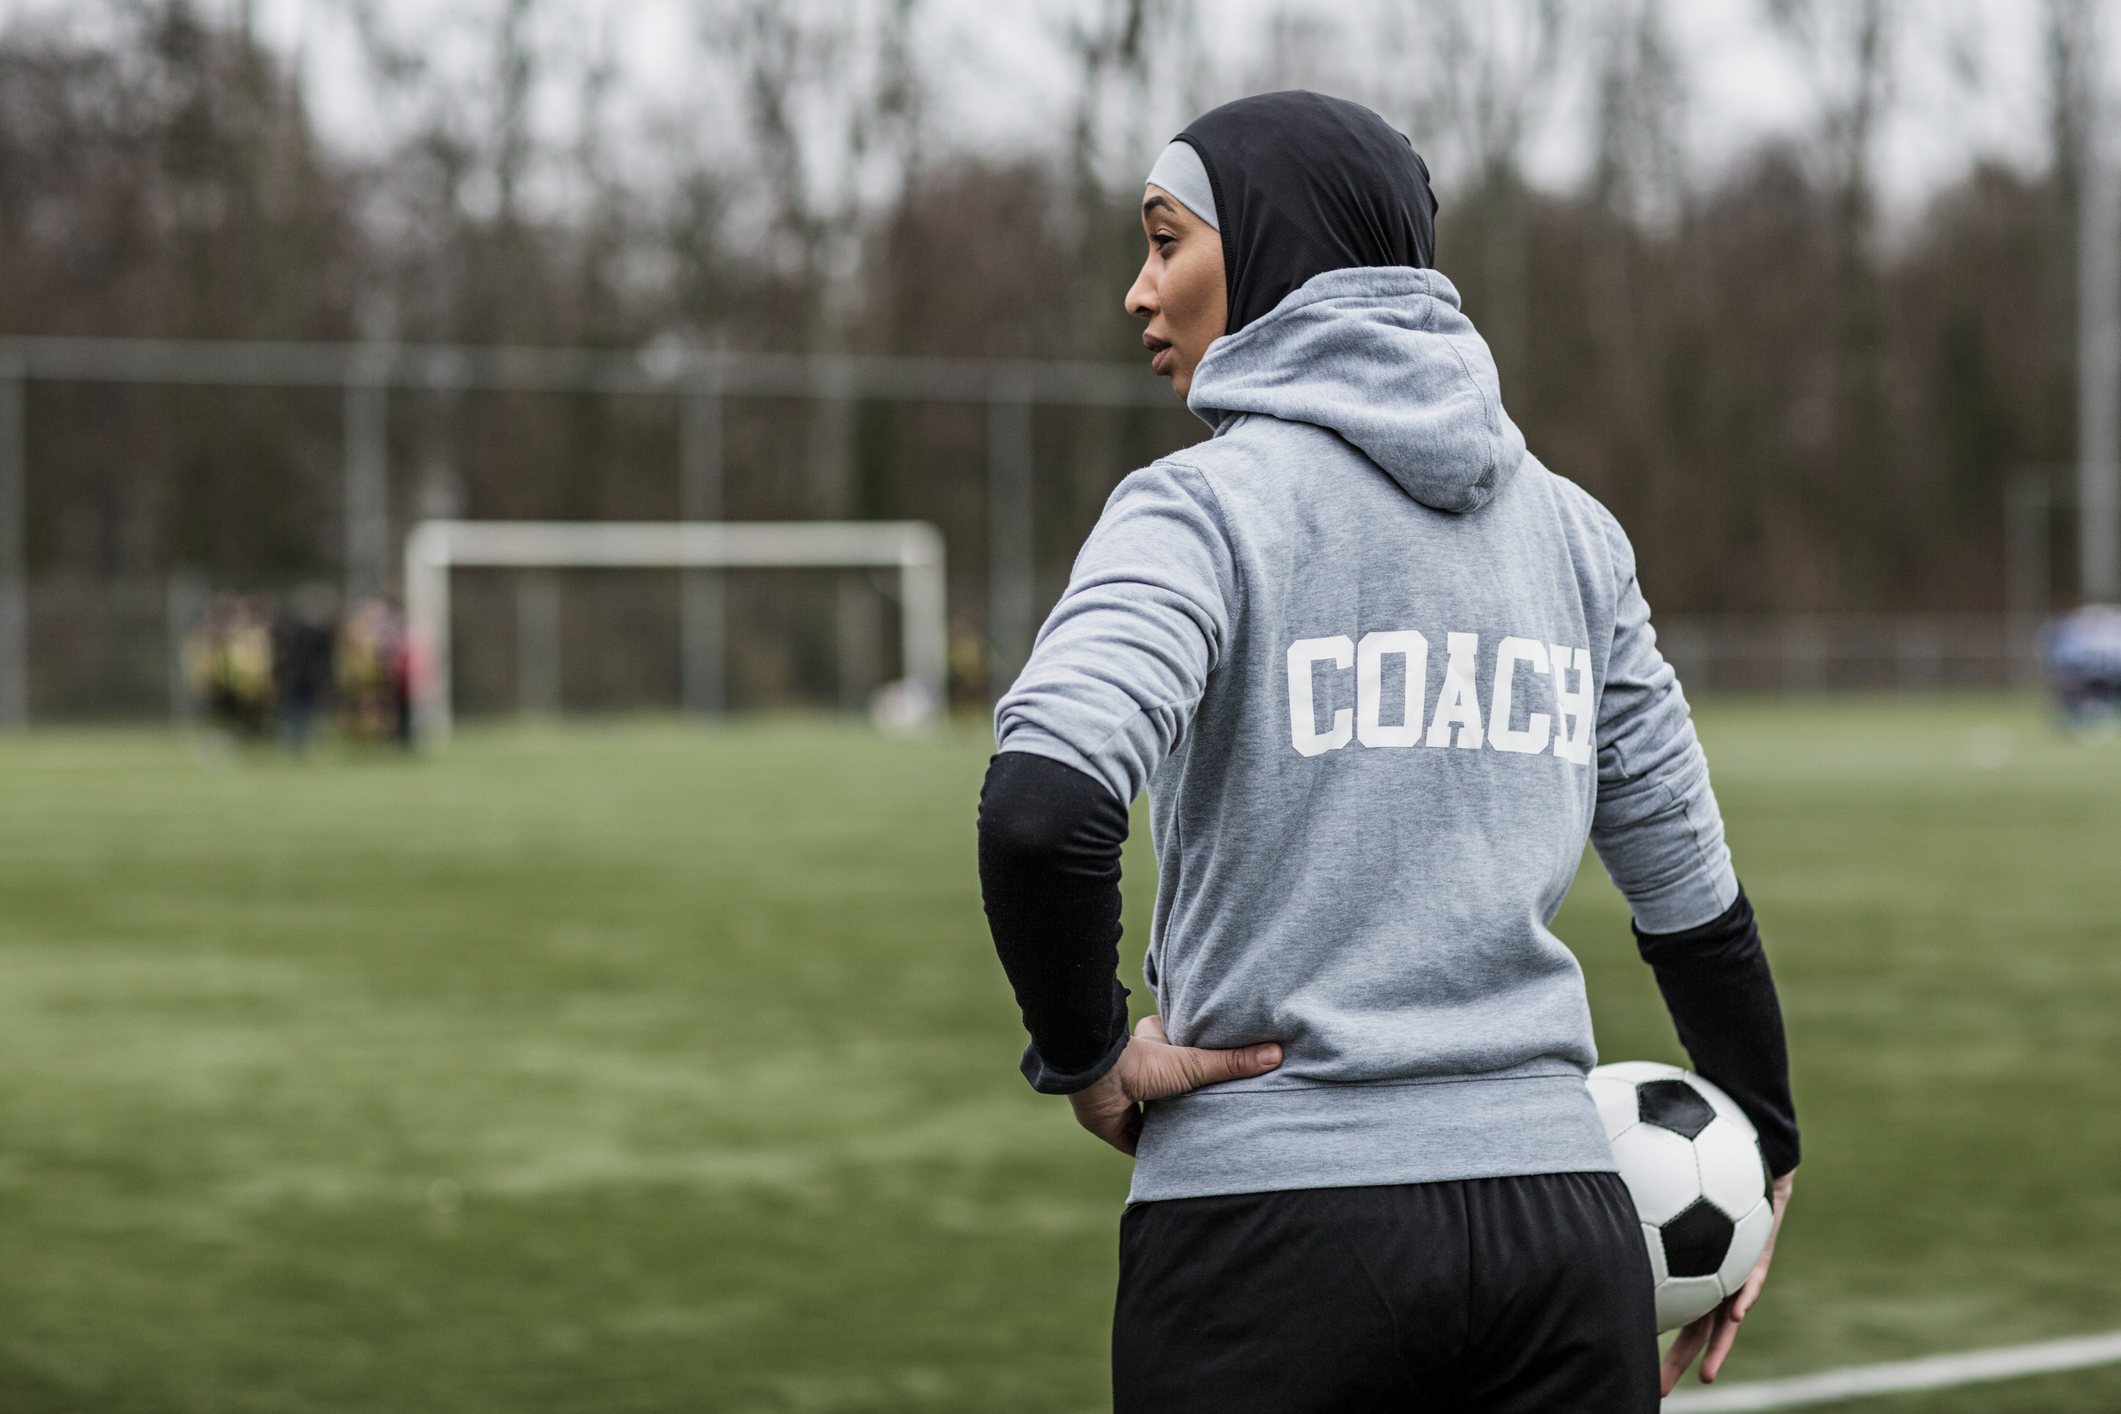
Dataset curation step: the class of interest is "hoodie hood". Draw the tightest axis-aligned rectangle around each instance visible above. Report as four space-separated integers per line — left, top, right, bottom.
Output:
1186 266 1526 514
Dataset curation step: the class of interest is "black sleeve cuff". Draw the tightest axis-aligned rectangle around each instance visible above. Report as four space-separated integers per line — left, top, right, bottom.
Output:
1634 886 1801 1177
1020 977 1132 1093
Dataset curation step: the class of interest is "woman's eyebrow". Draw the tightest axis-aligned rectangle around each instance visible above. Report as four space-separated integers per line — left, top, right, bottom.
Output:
1142 193 1176 218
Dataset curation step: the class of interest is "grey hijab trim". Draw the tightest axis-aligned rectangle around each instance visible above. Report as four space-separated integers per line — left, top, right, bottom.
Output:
1145 141 1219 231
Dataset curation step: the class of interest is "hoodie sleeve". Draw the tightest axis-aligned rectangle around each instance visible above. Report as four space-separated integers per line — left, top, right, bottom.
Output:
993 462 1235 800
1589 516 1797 1173
1588 523 1737 933
978 463 1232 1089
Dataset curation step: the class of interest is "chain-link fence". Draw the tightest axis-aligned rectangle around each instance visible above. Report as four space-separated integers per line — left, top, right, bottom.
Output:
26 577 2049 727
1656 614 2041 695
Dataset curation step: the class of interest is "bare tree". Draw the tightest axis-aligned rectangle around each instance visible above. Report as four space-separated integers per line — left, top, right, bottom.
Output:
1589 0 1683 228
1582 0 1684 462
2048 0 2097 213
1763 0 1892 254
1763 0 1896 600
2036 0 2097 495
1061 0 1192 366
493 0 536 224
1381 0 1565 384
706 0 925 324
1068 0 1204 201
703 0 928 514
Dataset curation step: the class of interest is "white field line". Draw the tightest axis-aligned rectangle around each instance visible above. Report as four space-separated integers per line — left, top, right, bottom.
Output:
1662 1331 2121 1412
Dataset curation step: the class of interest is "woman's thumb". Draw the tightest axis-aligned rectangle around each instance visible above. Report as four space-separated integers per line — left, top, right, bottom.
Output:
1196 1041 1282 1084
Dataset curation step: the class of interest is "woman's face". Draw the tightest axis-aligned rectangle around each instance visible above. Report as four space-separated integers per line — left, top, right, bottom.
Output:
1127 185 1227 399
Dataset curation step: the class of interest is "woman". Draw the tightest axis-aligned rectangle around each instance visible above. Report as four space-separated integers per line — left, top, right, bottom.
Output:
978 90 1796 1413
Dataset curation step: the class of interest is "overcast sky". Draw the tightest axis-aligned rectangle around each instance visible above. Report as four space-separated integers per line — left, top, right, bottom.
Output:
0 0 2093 215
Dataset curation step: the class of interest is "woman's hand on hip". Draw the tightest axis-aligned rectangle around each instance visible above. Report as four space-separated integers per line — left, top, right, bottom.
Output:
1067 1015 1283 1156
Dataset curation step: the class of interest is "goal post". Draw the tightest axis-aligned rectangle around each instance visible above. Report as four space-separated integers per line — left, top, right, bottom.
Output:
404 519 947 744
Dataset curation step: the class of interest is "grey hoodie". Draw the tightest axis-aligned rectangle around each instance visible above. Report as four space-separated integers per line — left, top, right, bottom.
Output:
994 266 1736 1203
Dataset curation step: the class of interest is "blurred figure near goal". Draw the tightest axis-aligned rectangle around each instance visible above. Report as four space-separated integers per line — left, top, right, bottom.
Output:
273 584 341 755
338 600 413 745
185 593 276 741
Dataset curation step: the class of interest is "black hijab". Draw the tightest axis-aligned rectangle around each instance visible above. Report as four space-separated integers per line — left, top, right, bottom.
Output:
1174 91 1439 335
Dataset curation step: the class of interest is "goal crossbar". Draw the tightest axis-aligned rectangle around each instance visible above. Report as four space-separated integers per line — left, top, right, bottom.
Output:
404 519 947 743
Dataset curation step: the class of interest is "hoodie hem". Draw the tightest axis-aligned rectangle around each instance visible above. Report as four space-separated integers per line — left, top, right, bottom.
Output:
1125 1070 1614 1203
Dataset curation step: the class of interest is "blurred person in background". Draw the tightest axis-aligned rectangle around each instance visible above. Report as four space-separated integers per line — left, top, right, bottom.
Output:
337 600 412 745
978 92 1797 1413
273 583 340 754
2045 604 2121 728
184 592 276 741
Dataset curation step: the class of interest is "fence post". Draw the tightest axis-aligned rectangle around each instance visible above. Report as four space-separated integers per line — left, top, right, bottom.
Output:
987 389 1034 694
2005 472 2053 687
2082 65 2121 603
679 371 724 715
516 571 561 717
898 524 949 715
165 570 210 724
1892 617 1944 691
405 521 453 745
0 366 22 727
838 573 880 710
1781 619 1828 694
344 347 391 604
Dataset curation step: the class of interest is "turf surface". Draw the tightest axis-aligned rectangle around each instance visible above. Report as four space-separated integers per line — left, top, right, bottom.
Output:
0 697 2114 1411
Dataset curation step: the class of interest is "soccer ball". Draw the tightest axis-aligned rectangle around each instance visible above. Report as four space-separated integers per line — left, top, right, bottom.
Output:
1587 1061 1774 1332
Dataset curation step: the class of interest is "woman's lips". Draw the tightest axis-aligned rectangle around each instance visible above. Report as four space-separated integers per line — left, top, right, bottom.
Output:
1150 345 1173 375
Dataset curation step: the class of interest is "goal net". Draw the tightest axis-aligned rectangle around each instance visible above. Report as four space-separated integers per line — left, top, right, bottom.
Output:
403 520 947 744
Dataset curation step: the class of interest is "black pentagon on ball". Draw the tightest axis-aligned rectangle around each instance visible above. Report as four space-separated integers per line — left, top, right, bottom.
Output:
1661 1198 1736 1278
1637 1079 1715 1139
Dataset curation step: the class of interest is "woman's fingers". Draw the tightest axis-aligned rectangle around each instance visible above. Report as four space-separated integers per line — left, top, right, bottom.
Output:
1114 1017 1283 1103
1065 1071 1141 1155
1726 1242 1774 1325
1703 1172 1791 1377
1063 1019 1284 1156
1701 1301 1745 1381
1128 1040 1282 1101
1661 1312 1714 1395
1665 1173 1791 1388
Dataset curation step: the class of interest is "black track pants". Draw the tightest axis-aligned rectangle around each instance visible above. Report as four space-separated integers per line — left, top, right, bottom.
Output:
1113 1171 1660 1414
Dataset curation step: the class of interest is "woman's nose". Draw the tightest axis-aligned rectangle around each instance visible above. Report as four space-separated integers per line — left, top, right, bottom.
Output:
1126 265 1157 318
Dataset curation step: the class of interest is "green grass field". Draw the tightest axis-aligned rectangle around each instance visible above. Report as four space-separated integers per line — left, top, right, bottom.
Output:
0 697 2116 1412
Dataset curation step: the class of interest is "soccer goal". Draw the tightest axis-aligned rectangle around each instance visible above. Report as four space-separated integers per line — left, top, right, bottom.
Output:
403 519 947 744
